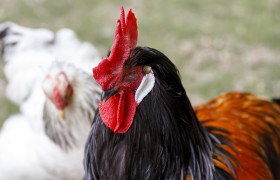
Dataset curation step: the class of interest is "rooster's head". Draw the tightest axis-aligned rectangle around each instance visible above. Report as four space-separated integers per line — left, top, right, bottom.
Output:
93 7 155 133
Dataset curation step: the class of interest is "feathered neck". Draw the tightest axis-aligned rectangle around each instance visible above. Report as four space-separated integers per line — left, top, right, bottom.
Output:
129 75 216 179
84 47 236 179
43 68 101 151
132 60 219 179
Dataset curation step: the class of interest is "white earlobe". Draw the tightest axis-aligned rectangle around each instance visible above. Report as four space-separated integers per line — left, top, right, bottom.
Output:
135 70 155 104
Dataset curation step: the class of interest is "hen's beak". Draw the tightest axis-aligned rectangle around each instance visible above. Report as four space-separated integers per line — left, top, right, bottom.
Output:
101 88 119 105
58 109 65 120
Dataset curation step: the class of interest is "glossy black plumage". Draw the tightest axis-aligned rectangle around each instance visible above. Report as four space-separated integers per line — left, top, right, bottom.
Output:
84 47 236 180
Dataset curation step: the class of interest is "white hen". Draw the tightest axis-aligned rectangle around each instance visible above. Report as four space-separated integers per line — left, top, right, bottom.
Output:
0 61 101 180
0 22 101 179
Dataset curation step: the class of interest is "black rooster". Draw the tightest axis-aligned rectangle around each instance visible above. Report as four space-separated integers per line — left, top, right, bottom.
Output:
84 7 280 180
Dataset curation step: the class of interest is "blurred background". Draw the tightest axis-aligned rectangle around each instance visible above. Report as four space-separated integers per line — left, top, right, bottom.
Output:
0 0 279 127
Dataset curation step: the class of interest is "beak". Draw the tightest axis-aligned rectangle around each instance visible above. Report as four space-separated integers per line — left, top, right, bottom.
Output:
58 109 65 120
101 88 119 105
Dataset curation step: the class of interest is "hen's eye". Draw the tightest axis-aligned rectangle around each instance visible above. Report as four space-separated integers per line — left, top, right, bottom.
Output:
142 66 151 75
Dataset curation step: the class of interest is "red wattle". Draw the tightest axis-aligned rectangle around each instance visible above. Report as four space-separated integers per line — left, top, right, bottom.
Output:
99 91 137 133
53 87 64 110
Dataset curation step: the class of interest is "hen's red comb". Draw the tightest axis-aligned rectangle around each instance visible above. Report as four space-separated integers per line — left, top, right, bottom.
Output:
93 7 138 90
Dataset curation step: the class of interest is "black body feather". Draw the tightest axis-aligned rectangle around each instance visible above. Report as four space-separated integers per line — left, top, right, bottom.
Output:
84 47 236 180
272 99 280 106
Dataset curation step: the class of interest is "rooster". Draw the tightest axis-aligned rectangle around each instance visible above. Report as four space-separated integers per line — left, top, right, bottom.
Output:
84 7 280 180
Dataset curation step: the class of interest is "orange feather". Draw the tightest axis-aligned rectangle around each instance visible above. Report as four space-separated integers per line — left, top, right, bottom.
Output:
195 92 280 179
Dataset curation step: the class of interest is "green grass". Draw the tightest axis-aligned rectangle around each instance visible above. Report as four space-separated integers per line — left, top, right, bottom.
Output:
0 97 19 127
0 0 279 125
0 60 19 127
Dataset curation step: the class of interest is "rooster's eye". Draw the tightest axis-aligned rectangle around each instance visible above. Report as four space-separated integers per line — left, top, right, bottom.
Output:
142 66 151 75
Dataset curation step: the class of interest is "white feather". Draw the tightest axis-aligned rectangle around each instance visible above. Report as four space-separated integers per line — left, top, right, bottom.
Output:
0 114 87 180
135 71 155 104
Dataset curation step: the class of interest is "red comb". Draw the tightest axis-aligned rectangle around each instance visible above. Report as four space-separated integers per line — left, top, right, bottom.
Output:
93 6 138 90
